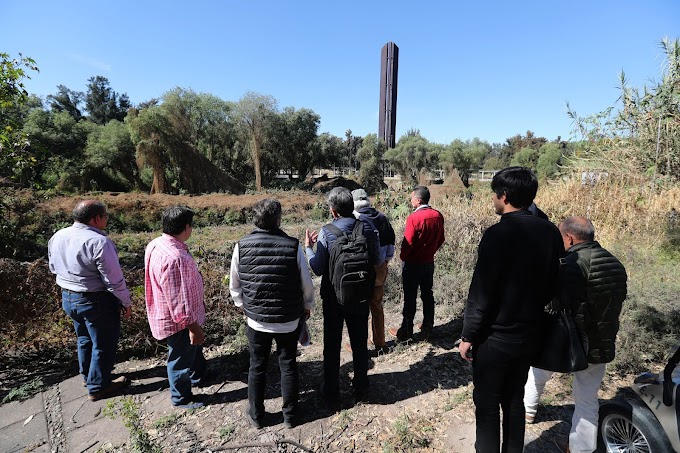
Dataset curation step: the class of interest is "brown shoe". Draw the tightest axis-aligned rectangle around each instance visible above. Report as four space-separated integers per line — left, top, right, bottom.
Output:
88 376 130 401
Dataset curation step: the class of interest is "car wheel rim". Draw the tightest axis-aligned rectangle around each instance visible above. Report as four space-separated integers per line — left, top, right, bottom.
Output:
602 413 652 453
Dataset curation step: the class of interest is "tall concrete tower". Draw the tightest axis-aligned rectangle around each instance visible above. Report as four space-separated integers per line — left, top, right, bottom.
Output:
379 42 399 148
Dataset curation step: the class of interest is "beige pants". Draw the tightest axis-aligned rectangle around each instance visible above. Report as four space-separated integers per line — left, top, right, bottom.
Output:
369 261 388 348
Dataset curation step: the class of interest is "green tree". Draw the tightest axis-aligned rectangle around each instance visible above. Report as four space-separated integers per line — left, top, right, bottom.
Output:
355 133 387 193
0 53 39 184
510 147 539 168
271 107 320 179
85 120 145 190
569 38 680 180
439 138 489 187
233 92 278 191
314 132 346 168
47 85 84 120
127 89 244 195
385 132 437 185
535 142 563 179
20 108 89 190
85 76 131 125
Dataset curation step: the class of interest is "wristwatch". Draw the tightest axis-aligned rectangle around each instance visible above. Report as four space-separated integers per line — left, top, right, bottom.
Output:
460 336 472 344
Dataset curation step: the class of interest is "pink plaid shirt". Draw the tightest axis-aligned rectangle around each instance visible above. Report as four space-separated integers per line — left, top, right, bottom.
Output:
144 234 205 340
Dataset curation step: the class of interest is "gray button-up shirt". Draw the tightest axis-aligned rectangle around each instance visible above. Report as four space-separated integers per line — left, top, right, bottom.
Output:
48 222 131 307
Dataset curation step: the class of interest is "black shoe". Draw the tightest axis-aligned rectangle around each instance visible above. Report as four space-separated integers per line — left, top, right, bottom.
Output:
320 383 340 412
245 407 263 429
283 418 297 429
419 323 433 341
172 394 206 409
354 388 368 403
388 326 413 342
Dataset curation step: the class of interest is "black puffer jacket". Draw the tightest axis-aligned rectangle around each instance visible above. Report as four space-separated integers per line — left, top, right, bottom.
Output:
238 228 303 323
563 241 627 364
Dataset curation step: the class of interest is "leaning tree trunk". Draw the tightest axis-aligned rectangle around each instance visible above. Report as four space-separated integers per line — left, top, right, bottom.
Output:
252 136 262 191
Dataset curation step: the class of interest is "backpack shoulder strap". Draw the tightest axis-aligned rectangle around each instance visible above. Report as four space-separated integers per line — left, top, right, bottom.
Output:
352 219 364 237
325 223 345 241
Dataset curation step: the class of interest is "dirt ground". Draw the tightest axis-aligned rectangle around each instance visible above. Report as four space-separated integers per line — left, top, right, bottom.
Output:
0 187 639 451
95 299 634 453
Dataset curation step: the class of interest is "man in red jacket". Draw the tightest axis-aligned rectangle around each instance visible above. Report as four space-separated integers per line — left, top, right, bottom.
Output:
389 186 445 341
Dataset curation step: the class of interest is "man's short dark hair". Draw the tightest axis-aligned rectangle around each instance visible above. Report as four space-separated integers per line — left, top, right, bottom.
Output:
327 187 354 217
491 166 538 209
252 198 282 230
559 216 595 241
412 186 430 204
73 200 106 223
162 206 194 235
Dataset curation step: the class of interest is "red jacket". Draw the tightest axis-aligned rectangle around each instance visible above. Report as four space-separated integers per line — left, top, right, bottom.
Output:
400 206 445 264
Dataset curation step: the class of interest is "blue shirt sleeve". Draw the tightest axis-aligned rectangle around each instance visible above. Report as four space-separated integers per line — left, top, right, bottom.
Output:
306 227 329 276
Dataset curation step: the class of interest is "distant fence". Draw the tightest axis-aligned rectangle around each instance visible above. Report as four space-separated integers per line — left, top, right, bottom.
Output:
276 167 501 182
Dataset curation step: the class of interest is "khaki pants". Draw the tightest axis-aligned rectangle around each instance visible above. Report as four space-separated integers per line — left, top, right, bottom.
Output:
369 261 388 348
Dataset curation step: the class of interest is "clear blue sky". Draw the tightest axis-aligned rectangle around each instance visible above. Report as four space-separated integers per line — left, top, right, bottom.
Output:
3 1 679 144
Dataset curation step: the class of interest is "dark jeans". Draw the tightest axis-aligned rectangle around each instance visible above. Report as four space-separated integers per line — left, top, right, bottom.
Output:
401 262 435 329
62 290 121 394
472 335 532 453
322 298 370 397
246 324 300 423
166 328 206 406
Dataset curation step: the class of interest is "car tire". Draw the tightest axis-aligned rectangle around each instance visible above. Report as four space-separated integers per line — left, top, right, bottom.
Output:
597 399 674 452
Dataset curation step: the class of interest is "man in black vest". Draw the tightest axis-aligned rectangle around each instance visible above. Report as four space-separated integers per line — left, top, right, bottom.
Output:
524 216 627 453
229 199 314 429
459 167 563 453
305 187 382 409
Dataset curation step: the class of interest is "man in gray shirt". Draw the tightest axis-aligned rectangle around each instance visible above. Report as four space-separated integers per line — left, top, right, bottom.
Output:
48 200 131 401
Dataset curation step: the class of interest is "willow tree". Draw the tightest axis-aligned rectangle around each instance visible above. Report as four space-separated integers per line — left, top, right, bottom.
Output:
568 38 680 180
126 106 170 194
233 92 278 191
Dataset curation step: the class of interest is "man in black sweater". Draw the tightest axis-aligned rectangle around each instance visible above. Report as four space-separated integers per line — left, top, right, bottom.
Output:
459 167 563 453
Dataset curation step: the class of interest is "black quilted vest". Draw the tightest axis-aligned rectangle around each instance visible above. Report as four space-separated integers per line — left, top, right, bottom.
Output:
238 229 303 323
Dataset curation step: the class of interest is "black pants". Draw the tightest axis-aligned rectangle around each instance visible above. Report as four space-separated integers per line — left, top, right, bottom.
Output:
472 335 532 453
401 262 435 328
322 298 370 397
246 324 300 423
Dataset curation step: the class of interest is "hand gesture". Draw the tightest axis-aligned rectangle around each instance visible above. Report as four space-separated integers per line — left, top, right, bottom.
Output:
305 229 318 248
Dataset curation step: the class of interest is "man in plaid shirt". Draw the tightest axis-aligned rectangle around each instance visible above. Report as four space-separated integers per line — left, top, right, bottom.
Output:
145 206 206 409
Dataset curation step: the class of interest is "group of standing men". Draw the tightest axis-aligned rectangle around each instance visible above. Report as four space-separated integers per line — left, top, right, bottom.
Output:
459 166 627 453
48 203 209 408
46 185 446 426
47 166 627 452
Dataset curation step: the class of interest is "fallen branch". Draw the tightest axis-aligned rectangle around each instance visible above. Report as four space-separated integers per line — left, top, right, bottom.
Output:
210 438 313 452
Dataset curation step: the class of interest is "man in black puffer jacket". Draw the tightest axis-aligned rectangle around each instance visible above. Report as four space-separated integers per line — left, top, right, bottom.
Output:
230 199 314 429
524 216 627 453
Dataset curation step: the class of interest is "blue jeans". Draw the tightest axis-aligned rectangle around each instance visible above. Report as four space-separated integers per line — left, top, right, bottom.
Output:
62 290 121 394
166 328 206 405
401 262 435 329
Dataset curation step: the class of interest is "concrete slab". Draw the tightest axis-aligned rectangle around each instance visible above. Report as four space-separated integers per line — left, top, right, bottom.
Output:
0 394 44 429
61 395 107 428
64 414 128 452
0 412 49 453
58 375 87 405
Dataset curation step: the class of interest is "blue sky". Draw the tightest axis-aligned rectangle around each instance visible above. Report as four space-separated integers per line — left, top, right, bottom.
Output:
3 1 679 144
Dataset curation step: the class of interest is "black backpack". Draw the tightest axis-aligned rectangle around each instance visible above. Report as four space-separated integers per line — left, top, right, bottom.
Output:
325 221 375 305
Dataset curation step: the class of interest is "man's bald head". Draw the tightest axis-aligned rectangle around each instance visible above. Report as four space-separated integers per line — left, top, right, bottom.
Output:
73 200 107 224
558 216 595 243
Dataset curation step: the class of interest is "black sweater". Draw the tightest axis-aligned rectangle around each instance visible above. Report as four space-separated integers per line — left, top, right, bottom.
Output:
462 210 564 345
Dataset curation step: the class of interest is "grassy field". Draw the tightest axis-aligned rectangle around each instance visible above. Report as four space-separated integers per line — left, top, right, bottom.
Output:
1 175 679 402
